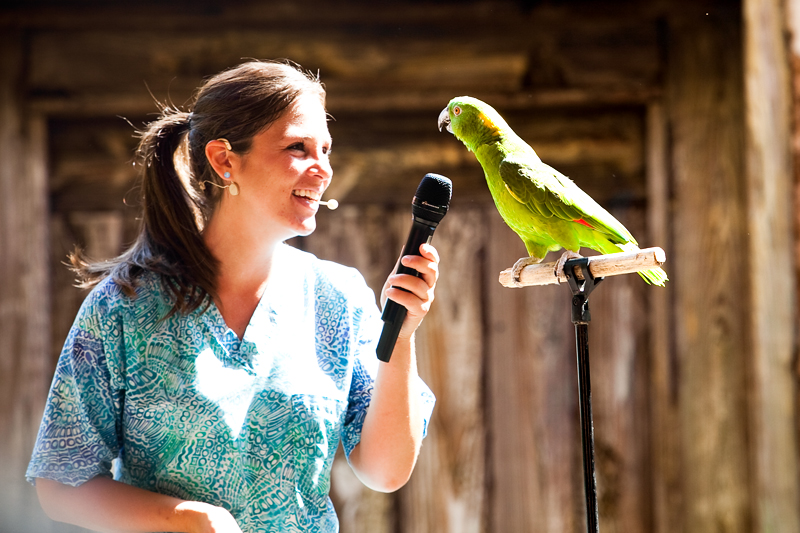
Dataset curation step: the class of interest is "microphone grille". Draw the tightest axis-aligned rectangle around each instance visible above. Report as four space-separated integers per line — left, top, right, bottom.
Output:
415 173 453 208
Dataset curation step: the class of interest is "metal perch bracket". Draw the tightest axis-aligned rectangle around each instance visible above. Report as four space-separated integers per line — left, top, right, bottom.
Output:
565 257 603 324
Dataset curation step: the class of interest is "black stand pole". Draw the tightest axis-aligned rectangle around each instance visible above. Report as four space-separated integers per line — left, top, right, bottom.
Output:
563 257 603 533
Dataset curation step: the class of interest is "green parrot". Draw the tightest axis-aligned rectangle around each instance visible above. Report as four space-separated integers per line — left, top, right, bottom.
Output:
438 96 667 286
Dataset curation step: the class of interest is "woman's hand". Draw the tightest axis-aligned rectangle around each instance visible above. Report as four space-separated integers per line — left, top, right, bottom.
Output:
176 501 244 533
381 243 440 341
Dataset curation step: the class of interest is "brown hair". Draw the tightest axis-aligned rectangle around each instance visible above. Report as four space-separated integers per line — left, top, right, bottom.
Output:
71 60 326 315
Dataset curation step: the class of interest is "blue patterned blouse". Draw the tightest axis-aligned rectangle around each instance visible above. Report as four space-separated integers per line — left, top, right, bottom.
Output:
27 244 435 532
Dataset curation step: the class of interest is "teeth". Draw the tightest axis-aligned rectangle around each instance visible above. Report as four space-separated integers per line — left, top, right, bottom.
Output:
293 189 321 201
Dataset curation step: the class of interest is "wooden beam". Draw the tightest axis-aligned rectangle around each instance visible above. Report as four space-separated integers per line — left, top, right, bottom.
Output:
646 101 681 533
0 32 53 532
28 87 663 118
667 9 751 532
743 0 800 530
484 208 578 531
397 207 486 533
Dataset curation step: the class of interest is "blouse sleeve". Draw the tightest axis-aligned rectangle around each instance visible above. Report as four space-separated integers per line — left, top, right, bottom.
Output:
339 272 436 461
26 285 125 486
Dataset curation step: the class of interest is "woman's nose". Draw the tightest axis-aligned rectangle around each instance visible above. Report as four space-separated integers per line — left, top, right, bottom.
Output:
311 155 333 180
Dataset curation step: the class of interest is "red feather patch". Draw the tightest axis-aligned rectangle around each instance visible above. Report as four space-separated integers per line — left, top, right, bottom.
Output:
574 218 594 229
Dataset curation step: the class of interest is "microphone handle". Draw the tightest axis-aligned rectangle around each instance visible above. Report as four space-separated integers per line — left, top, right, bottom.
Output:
376 217 438 362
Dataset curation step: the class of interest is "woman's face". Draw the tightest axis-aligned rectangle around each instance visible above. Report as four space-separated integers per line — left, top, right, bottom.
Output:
231 93 333 240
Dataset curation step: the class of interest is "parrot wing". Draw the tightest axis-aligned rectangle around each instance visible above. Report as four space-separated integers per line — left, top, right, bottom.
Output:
499 157 637 246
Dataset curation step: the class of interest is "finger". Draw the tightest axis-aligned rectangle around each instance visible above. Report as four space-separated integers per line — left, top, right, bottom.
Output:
418 242 440 263
385 285 435 317
416 243 440 284
387 273 432 302
400 255 439 287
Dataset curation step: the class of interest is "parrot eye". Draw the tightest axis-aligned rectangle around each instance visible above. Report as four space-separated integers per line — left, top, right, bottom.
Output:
453 106 462 116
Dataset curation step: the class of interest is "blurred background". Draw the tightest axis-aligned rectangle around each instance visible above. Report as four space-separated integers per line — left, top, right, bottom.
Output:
1 0 799 531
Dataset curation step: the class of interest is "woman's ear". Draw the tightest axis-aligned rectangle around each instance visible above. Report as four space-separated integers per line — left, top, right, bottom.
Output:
205 139 236 178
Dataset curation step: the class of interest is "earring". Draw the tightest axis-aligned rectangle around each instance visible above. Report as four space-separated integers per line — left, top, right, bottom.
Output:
221 171 239 196
199 171 239 196
199 138 239 195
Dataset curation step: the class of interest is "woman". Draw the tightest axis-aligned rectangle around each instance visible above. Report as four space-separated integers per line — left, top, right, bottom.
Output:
27 60 438 533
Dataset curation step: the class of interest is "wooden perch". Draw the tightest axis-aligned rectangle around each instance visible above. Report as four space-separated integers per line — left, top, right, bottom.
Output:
499 247 667 288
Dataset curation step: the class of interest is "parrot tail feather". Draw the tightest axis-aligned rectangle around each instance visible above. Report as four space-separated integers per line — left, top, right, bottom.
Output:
638 267 669 287
614 242 669 286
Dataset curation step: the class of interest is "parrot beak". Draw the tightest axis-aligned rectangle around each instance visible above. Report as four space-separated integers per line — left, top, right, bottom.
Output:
437 106 452 133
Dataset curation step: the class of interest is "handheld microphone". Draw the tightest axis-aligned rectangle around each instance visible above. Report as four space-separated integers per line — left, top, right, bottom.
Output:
376 173 452 362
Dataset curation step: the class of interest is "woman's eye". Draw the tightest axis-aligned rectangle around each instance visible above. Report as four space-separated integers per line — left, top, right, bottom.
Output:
288 142 305 152
323 146 332 155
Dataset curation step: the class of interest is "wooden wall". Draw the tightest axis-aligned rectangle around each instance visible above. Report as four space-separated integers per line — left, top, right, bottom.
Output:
0 31 58 533
1 0 798 532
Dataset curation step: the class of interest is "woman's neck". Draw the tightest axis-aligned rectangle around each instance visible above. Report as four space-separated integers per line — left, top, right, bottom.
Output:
203 207 285 338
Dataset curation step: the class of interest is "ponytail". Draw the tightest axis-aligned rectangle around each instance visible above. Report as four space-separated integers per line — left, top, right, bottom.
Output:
71 108 218 315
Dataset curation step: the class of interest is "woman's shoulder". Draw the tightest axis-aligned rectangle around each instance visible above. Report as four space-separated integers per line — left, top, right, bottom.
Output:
78 269 165 318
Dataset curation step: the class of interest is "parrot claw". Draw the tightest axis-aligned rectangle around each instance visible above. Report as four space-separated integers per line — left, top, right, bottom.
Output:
510 256 544 287
556 250 584 283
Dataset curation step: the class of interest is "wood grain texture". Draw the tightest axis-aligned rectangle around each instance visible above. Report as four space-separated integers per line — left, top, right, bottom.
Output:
0 33 58 533
485 210 579 533
7 2 793 532
744 1 800 531
668 10 752 532
586 208 650 533
645 101 681 533
17 2 662 101
396 207 486 533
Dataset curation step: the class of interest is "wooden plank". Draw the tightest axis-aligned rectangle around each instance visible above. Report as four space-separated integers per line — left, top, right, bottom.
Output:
585 207 650 533
789 9 800 533
0 1 526 30
326 106 646 207
26 30 528 96
29 87 663 118
484 207 578 533
0 0 664 33
396 207 486 533
743 0 800 531
43 108 645 210
67 212 124 262
21 6 664 114
0 32 58 533
667 10 751 532
646 101 681 533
